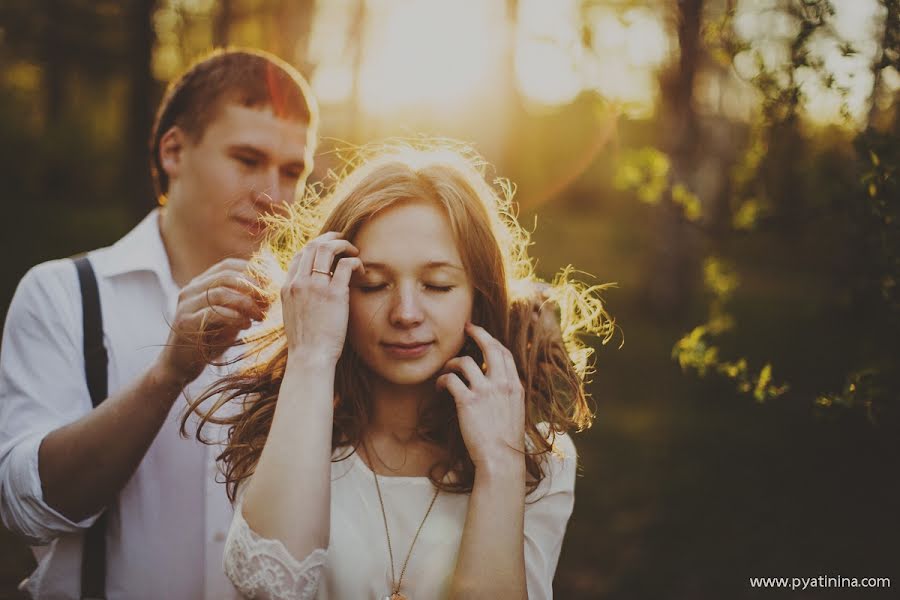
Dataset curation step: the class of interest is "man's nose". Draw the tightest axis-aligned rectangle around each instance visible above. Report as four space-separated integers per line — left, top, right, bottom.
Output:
389 286 425 327
252 168 286 210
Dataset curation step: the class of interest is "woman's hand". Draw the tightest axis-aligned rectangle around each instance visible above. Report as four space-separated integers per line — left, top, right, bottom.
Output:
436 322 526 470
281 232 364 366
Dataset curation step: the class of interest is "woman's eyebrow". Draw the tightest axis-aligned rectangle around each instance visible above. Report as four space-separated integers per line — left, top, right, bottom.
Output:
361 260 465 272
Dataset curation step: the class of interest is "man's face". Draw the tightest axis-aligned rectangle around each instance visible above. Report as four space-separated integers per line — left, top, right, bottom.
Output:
165 103 313 260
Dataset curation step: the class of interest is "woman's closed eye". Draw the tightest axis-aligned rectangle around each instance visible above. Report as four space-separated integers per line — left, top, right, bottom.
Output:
356 283 456 293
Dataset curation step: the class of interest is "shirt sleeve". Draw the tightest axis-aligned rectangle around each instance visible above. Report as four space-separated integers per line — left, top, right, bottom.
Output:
223 485 328 600
524 432 577 600
0 260 104 544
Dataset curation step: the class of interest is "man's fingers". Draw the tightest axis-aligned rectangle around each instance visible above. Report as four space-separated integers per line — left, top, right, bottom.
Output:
191 269 268 296
181 306 248 333
179 284 265 320
204 287 266 320
183 271 270 311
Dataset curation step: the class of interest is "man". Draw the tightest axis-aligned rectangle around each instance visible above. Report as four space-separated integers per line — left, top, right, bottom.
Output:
0 48 317 599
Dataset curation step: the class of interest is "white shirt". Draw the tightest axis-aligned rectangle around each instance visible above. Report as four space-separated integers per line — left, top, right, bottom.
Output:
224 433 577 599
0 210 241 600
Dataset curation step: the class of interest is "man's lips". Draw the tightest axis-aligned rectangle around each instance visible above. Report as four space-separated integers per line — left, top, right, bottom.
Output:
233 216 265 234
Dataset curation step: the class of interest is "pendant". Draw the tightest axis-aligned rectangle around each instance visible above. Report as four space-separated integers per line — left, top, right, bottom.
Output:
380 593 407 600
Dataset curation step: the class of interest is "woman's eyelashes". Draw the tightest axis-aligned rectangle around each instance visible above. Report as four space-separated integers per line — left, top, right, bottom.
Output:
356 282 455 293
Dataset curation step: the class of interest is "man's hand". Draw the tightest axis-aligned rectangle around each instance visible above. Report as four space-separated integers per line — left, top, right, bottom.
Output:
156 258 271 386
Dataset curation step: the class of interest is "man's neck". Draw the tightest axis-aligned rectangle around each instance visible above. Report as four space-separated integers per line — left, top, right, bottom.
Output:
157 206 220 287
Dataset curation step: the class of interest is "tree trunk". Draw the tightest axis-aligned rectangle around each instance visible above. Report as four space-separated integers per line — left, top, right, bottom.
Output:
125 0 158 219
40 0 64 128
644 0 704 318
866 0 899 129
212 0 233 47
269 0 316 72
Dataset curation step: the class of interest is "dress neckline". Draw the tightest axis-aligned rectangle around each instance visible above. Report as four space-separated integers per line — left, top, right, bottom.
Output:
348 449 457 484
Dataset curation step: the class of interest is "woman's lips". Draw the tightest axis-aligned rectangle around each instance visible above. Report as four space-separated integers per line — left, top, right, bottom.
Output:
382 342 433 359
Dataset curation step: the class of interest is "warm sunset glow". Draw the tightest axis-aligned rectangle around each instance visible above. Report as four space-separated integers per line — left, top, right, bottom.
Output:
515 0 583 106
356 0 504 117
514 1 667 112
303 0 884 125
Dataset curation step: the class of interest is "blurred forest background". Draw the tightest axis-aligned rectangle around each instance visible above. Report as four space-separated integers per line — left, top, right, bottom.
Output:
1 0 898 598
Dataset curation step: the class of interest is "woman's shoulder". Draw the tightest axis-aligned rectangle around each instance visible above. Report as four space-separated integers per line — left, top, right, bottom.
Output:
526 424 577 498
529 423 578 461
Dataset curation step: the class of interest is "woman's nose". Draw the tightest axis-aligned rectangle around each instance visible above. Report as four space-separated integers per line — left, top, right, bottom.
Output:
389 287 425 327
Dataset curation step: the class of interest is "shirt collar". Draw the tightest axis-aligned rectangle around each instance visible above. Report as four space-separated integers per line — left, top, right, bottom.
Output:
90 208 176 287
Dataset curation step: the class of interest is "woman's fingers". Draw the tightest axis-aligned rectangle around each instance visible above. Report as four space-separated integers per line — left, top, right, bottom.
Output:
293 232 341 280
436 372 473 402
443 356 485 389
285 248 306 283
330 256 364 289
311 240 359 275
464 322 511 380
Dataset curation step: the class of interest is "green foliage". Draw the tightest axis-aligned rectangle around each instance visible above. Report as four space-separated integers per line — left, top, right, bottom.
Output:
671 257 788 403
612 147 670 205
613 147 704 223
668 0 900 423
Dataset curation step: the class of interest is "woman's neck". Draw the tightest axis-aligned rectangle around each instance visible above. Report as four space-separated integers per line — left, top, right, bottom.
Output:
367 377 437 444
362 377 450 477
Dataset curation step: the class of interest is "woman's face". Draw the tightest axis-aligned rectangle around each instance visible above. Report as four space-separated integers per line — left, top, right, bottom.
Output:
347 199 475 386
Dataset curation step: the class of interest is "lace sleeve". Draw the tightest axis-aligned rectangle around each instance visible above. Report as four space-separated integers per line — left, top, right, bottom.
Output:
223 492 328 600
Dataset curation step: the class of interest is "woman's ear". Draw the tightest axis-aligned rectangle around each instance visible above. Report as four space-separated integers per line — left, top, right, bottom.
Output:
158 126 186 180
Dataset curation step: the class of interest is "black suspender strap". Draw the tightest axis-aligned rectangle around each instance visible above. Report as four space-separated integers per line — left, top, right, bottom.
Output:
72 256 108 600
74 257 107 407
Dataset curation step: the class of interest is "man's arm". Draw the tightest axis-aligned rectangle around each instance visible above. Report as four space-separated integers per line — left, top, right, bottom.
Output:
37 359 185 522
0 258 268 530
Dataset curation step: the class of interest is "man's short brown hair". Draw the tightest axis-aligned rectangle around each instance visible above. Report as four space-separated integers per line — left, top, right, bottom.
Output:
150 47 317 198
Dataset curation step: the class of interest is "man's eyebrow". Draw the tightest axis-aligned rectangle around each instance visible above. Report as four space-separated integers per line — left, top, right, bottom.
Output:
362 261 465 272
228 144 268 157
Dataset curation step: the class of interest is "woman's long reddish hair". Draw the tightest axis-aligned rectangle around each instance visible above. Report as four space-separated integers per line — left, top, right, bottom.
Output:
182 144 615 502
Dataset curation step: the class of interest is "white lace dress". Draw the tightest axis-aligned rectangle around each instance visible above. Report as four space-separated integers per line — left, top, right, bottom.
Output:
223 433 576 600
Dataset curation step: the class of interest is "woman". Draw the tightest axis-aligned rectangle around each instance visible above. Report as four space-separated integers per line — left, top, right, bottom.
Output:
186 145 613 599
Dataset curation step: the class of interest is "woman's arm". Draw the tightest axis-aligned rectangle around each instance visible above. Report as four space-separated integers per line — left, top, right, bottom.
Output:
438 322 529 599
240 356 336 560
237 233 364 562
451 454 527 599
224 484 328 600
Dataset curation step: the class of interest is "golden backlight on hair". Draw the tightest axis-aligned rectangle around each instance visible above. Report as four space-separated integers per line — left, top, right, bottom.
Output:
183 141 617 502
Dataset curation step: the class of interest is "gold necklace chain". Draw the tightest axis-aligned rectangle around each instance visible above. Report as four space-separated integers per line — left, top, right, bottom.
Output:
372 467 440 597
